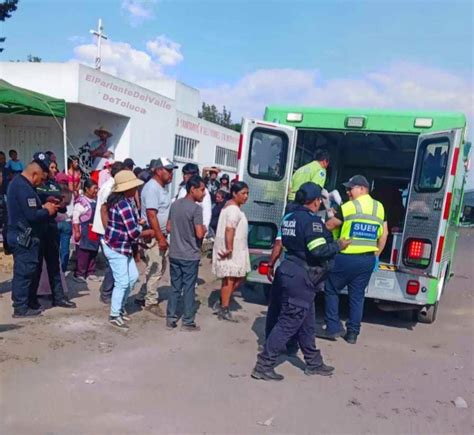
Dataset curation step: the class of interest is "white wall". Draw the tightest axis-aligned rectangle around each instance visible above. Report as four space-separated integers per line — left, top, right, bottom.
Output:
0 62 80 102
0 114 64 169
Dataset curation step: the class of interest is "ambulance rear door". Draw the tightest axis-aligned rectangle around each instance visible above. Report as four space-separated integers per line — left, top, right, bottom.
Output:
238 119 297 237
400 129 463 277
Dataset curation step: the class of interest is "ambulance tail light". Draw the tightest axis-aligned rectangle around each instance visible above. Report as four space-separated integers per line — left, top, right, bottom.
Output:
403 238 432 269
258 261 270 275
406 280 420 295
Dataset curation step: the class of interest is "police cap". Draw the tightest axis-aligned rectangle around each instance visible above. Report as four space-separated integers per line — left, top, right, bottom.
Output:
297 182 324 202
342 175 370 189
32 151 51 173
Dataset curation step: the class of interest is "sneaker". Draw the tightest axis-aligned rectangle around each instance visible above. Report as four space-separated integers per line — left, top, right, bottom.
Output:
315 325 345 341
304 363 335 377
87 274 103 282
343 331 358 344
109 316 129 329
166 320 178 330
181 323 201 332
144 304 166 318
71 275 86 284
217 307 238 323
12 308 43 318
251 367 284 381
28 301 43 311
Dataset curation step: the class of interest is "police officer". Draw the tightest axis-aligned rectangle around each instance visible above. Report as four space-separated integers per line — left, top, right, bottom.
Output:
36 158 76 309
317 175 388 344
252 182 351 381
6 152 60 317
286 148 330 213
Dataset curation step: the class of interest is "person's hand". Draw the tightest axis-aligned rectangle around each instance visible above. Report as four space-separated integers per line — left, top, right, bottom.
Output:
104 151 114 158
43 202 60 216
138 218 146 226
337 238 352 251
218 249 232 260
141 229 155 239
73 231 81 243
157 235 168 251
267 263 275 282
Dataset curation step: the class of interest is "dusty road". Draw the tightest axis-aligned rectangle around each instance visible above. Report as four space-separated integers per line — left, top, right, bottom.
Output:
0 230 473 435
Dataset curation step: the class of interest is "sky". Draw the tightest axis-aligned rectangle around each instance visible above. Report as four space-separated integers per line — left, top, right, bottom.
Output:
1 0 473 183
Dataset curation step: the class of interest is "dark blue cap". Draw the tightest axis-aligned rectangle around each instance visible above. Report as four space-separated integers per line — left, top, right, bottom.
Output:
297 182 324 201
342 175 370 189
32 151 51 173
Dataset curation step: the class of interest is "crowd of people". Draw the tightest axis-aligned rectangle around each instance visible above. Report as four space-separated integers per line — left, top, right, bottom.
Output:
0 149 249 330
1 146 387 382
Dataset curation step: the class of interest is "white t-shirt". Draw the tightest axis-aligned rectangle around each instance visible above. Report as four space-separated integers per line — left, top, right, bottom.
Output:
92 177 115 235
141 178 171 233
176 184 212 230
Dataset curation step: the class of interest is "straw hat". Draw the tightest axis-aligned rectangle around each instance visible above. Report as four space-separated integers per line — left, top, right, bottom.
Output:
113 170 144 193
94 126 113 138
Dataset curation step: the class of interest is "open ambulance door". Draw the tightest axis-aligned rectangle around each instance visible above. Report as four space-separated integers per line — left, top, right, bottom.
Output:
400 129 463 278
238 119 297 237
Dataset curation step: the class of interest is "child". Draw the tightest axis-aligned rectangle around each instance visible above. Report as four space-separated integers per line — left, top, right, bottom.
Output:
6 149 25 175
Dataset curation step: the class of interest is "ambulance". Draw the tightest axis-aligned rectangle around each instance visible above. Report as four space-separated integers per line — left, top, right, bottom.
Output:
238 107 469 323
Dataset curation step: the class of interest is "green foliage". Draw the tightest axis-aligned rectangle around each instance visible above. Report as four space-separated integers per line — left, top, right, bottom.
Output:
198 102 241 132
0 0 18 21
27 54 41 62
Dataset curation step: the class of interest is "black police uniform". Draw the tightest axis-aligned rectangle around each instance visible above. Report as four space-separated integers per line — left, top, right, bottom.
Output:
35 179 68 305
255 205 340 374
6 174 50 314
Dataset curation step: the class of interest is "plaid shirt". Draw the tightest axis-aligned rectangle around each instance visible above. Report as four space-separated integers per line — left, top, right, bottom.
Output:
104 198 141 256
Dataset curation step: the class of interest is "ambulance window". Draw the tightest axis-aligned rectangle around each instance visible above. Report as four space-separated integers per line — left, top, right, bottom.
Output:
248 222 277 249
248 128 288 181
416 139 450 192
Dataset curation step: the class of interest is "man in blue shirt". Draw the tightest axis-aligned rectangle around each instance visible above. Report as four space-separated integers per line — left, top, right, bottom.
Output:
6 152 60 317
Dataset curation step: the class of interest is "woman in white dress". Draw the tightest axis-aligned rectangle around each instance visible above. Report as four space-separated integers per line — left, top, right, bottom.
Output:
212 181 250 321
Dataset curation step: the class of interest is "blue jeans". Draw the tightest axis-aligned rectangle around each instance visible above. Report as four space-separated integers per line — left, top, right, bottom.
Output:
324 253 375 335
103 243 139 317
167 258 200 325
57 220 72 273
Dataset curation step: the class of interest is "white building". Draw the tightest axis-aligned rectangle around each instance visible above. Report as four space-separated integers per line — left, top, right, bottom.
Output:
0 62 239 194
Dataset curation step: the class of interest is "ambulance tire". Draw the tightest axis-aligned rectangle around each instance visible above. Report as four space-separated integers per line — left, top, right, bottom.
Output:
417 302 439 324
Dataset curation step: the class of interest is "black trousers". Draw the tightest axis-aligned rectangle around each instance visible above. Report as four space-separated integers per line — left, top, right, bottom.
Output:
8 233 41 313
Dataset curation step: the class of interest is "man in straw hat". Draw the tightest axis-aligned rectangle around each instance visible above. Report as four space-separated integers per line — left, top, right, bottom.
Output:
90 126 114 170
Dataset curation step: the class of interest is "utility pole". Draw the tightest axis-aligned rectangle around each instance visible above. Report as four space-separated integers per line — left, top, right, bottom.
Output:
90 18 107 70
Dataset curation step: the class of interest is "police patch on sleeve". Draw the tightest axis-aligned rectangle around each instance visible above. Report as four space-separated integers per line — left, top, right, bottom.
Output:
312 222 323 233
27 198 37 208
320 170 325 178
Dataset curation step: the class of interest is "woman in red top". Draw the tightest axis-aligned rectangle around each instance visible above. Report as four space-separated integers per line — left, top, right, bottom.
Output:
67 156 81 198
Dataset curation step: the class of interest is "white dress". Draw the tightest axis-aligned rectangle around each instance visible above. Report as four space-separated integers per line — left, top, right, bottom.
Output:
212 204 251 278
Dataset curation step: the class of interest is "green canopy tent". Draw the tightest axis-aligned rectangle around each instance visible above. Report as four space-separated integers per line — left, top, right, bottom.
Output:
0 79 68 169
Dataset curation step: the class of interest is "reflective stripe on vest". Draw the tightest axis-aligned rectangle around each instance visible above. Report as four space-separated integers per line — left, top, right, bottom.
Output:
340 195 384 254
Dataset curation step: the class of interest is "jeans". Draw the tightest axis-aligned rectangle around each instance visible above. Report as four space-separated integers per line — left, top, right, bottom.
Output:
57 220 72 273
75 246 98 278
324 253 375 335
167 258 200 325
103 243 139 318
99 239 114 302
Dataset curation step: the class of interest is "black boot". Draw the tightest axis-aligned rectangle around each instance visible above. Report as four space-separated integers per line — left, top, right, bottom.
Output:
343 331 358 344
12 308 43 318
251 367 284 381
315 325 345 341
53 298 77 308
304 363 335 377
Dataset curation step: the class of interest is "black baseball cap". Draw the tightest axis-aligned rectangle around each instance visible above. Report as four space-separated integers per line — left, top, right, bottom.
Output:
297 182 325 201
342 175 370 189
32 151 51 173
182 163 199 174
123 158 135 169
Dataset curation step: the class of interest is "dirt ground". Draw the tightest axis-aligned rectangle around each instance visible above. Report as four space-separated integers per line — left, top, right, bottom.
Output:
0 230 473 435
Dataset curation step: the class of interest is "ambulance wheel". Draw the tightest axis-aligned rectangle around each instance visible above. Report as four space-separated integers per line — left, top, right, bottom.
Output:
417 302 439 324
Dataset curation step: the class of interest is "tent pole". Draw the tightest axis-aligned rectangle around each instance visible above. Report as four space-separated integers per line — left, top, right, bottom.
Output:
63 117 68 172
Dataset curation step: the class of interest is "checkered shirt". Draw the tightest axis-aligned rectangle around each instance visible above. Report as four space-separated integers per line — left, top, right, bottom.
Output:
104 198 141 256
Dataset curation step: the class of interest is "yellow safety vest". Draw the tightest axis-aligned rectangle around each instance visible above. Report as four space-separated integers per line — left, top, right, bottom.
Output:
288 161 326 201
340 194 385 254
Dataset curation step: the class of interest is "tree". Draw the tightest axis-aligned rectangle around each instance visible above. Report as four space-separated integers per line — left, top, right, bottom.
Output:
27 54 41 62
0 0 18 21
198 102 241 132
